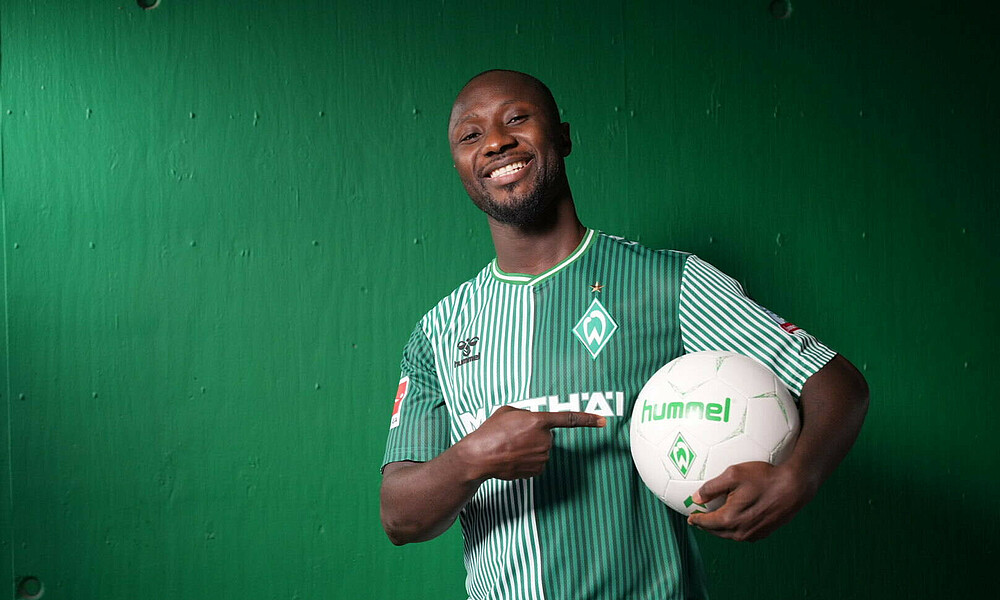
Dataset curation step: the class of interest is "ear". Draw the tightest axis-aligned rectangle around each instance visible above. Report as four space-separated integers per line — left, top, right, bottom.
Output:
559 122 572 157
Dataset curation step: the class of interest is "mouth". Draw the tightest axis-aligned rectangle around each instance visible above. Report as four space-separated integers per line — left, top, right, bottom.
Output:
483 157 533 184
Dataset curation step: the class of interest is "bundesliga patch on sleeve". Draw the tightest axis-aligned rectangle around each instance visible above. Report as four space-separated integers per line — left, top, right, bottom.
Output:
762 308 801 334
390 376 409 430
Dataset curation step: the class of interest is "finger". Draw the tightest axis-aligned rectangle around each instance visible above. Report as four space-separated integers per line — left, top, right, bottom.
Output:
687 501 747 533
693 470 738 504
687 510 729 531
688 508 763 542
539 412 607 429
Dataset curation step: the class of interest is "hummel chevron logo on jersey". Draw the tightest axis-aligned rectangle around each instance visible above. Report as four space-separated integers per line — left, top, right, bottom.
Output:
454 337 481 368
573 298 618 359
458 337 479 356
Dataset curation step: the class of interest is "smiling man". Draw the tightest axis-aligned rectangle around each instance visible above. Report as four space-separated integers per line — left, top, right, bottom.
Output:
379 70 868 600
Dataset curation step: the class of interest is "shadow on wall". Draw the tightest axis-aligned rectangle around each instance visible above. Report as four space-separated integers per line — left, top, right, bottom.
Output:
695 456 995 599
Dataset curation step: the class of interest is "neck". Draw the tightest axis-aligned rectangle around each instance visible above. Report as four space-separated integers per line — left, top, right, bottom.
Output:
489 197 586 276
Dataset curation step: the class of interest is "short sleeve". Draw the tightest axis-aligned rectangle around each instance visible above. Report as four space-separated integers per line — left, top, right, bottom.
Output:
381 320 450 471
678 255 837 396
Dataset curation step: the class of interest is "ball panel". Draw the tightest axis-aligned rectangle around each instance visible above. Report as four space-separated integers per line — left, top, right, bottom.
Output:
630 421 670 497
715 353 779 395
771 427 799 464
744 392 793 451
774 376 800 431
703 437 769 481
660 351 734 393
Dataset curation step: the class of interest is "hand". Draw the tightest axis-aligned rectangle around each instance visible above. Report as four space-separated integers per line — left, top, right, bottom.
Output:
686 461 817 542
458 406 606 481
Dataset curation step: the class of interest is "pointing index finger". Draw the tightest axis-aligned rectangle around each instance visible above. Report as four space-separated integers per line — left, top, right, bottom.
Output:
539 412 607 429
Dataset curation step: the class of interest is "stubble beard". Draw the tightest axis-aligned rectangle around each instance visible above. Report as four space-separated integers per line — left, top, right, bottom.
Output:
466 165 565 230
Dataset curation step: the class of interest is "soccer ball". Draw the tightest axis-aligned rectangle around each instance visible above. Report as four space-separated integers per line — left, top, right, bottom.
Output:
630 350 800 515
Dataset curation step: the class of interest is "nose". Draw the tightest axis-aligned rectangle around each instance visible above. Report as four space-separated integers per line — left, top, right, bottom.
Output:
482 126 517 156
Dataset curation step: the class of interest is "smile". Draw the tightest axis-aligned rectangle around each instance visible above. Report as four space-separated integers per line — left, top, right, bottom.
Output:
488 160 528 179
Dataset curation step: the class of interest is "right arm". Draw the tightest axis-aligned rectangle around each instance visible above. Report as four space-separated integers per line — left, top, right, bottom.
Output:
380 406 606 545
380 452 481 546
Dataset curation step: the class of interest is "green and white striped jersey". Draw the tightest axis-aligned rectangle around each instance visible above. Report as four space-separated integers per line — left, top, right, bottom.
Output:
383 230 835 600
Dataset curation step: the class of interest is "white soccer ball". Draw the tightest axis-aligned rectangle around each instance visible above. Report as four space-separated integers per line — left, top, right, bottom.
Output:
630 350 800 515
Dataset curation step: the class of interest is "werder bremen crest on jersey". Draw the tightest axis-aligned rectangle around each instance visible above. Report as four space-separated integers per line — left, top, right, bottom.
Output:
573 297 618 358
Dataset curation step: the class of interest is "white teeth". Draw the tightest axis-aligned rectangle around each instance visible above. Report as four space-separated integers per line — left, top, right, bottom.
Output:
489 161 527 178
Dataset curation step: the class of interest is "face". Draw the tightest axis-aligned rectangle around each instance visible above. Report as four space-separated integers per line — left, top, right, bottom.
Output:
448 72 571 227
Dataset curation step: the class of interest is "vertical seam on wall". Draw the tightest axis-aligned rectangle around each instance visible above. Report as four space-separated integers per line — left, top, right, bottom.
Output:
620 1 629 208
0 2 14 591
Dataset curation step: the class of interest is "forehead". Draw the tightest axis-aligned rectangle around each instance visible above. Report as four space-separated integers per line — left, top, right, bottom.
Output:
449 74 551 130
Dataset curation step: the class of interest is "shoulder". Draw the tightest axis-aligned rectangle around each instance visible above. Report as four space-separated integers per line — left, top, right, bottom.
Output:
412 263 494 339
592 230 692 269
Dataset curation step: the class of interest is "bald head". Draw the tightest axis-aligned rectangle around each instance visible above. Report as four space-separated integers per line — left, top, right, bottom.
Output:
449 70 562 136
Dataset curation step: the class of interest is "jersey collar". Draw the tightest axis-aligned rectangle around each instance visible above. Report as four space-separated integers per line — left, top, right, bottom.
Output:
489 229 597 286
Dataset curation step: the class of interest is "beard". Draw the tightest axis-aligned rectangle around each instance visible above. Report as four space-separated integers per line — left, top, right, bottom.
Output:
476 185 550 227
464 163 565 229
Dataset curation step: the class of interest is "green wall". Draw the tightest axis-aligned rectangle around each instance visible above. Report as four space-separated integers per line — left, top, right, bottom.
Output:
1 1 996 598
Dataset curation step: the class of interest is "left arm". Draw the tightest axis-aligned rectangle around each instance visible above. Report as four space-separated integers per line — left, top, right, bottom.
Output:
687 353 869 541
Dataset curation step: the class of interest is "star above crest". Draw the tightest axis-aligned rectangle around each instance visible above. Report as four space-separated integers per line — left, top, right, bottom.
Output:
590 281 604 293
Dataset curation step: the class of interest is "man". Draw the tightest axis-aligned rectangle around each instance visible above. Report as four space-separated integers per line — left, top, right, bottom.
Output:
380 70 868 599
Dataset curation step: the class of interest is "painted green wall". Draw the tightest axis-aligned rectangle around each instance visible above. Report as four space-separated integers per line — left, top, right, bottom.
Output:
0 1 996 598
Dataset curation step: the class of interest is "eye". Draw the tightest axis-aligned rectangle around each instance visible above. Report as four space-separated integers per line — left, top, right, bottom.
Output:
508 115 528 124
459 131 480 143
